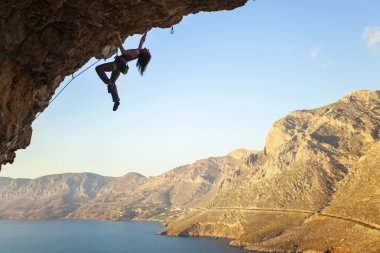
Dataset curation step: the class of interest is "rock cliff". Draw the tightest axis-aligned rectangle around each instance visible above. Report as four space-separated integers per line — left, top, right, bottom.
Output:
162 90 380 252
0 0 247 168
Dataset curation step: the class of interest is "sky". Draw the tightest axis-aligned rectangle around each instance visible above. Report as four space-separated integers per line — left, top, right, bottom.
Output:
2 0 380 179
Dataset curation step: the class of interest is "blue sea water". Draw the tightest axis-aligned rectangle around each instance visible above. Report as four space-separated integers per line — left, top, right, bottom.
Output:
0 220 246 253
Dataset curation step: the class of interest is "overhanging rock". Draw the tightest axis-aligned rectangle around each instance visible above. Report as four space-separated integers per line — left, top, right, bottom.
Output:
0 0 248 169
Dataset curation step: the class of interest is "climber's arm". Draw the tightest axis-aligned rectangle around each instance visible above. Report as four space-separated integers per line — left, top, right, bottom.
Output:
116 32 148 57
116 34 128 55
118 43 128 55
138 32 147 49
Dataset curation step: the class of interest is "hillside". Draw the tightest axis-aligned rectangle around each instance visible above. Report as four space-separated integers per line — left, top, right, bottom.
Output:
0 151 255 220
0 173 111 219
162 90 380 253
69 152 254 220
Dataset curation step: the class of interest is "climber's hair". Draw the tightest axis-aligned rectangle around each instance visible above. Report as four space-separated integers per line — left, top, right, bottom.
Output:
136 50 151 76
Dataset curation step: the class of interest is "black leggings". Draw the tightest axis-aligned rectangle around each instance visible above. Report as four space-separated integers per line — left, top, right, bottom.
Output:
95 62 120 102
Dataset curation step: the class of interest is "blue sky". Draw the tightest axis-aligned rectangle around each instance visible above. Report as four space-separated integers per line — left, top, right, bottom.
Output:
3 0 380 178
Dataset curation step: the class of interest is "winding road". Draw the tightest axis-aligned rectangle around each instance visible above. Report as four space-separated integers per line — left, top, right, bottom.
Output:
195 207 380 232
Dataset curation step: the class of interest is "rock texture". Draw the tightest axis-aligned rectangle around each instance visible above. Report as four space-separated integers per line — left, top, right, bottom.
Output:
0 0 247 168
162 90 380 252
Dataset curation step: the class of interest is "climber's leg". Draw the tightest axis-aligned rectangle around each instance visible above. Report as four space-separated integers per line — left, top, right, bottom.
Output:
110 70 121 111
95 62 114 84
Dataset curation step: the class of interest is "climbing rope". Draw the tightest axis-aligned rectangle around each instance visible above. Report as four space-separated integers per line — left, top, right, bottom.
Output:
6 58 101 148
34 59 101 121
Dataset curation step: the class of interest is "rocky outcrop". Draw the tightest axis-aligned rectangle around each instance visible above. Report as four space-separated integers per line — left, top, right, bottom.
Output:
0 0 247 168
163 90 380 252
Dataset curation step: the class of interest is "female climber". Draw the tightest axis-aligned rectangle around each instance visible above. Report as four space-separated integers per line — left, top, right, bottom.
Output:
95 32 151 111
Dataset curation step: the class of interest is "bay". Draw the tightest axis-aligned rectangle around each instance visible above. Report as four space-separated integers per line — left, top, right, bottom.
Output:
0 220 245 253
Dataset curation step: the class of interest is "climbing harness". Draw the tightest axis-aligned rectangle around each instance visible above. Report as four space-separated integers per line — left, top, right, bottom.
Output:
113 55 129 75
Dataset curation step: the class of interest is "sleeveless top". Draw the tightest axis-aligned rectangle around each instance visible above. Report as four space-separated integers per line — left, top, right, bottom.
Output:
119 54 137 62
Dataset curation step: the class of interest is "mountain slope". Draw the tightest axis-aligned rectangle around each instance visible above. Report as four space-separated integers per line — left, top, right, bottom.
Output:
0 150 255 221
162 90 380 252
0 173 111 219
69 152 255 220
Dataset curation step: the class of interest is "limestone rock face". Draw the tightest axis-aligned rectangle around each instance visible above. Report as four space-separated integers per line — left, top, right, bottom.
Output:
0 0 247 168
163 90 380 252
228 148 258 161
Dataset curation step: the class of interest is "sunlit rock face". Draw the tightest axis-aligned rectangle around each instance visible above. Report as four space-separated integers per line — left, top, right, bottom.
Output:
163 90 380 253
0 0 247 169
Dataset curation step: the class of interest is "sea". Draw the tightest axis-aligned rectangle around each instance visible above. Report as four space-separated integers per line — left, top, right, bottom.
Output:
0 220 246 253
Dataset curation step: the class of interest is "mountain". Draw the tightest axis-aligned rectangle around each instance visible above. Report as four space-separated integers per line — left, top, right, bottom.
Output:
0 152 254 221
0 173 111 219
68 152 254 220
162 90 380 253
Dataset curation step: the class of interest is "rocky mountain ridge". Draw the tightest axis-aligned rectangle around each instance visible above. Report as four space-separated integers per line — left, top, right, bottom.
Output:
0 150 253 220
0 172 111 219
162 90 380 252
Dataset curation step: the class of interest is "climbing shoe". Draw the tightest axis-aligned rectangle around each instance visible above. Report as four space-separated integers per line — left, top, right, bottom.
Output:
113 101 120 111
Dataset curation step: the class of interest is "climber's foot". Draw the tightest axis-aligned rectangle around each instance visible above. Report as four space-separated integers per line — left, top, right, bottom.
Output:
113 101 120 111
